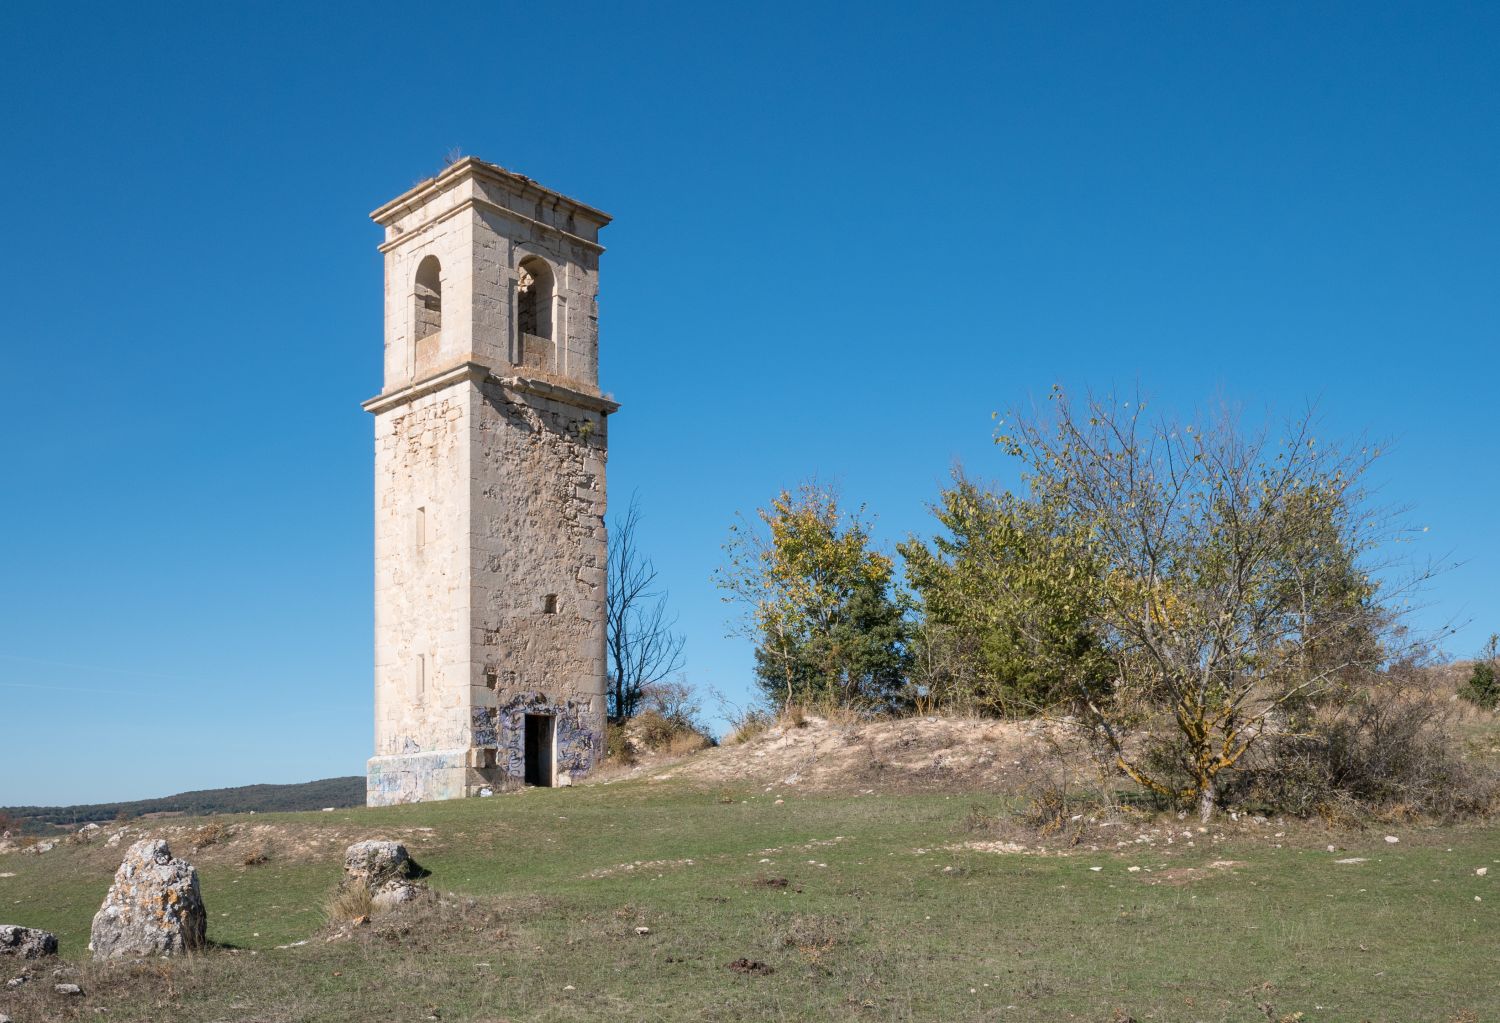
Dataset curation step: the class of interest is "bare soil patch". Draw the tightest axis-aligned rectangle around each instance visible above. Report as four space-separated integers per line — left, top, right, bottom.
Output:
599 713 1097 795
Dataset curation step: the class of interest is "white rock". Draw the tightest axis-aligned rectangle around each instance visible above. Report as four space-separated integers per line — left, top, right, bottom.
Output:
1384 835 1399 844
342 840 428 913
89 840 205 960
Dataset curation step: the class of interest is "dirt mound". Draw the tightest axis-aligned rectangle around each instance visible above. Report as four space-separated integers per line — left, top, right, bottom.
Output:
597 713 1097 794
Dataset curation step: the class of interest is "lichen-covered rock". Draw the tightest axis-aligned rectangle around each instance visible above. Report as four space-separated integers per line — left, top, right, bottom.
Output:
370 880 424 910
343 840 410 886
342 841 427 912
0 925 57 960
89 839 206 960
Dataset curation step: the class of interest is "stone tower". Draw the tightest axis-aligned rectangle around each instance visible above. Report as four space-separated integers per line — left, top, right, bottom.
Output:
362 157 616 806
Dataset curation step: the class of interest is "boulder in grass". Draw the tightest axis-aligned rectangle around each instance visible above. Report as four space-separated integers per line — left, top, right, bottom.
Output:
342 840 427 911
89 839 206 960
343 840 411 885
0 925 57 960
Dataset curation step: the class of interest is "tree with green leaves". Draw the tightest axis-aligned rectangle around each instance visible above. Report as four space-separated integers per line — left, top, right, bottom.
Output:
714 482 911 710
900 469 1112 715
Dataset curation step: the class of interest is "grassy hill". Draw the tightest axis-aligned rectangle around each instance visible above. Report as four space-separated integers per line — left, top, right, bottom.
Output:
0 724 1495 1022
2 776 364 831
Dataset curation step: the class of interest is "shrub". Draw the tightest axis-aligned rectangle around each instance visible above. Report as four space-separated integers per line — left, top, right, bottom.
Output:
1233 671 1498 821
961 805 1002 833
189 822 230 851
604 722 637 766
1014 778 1102 844
629 709 713 756
727 708 773 745
1461 635 1499 710
1466 661 1499 709
634 709 681 749
629 680 715 754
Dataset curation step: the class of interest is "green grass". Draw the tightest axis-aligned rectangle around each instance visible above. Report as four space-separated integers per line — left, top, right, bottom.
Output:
1 781 1495 1022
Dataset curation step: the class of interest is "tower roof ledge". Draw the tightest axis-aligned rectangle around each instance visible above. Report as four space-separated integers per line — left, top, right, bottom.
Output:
362 362 620 417
370 157 611 228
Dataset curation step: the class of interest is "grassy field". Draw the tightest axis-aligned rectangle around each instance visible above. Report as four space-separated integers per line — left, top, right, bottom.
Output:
1 777 1495 1023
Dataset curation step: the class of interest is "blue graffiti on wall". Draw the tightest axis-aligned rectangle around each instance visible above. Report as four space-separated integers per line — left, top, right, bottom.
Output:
472 691 601 781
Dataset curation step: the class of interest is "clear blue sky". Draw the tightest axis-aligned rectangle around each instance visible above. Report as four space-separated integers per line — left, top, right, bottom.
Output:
2 2 1496 805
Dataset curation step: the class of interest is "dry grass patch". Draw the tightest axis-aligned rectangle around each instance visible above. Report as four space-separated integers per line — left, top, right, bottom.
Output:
769 911 852 967
189 821 231 851
323 878 373 925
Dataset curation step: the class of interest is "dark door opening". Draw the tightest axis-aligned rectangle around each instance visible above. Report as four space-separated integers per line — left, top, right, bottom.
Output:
524 713 554 787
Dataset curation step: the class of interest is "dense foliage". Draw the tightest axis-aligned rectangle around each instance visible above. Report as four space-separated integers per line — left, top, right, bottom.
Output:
714 482 911 710
899 470 1111 715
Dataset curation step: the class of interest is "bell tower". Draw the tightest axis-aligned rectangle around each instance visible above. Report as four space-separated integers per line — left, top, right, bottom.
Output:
363 158 617 805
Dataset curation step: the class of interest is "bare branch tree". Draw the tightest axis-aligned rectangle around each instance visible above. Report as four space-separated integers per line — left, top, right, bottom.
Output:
999 389 1434 821
606 495 686 722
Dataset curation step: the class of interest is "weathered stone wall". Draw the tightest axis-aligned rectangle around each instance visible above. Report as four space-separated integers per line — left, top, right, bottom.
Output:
467 380 609 786
369 385 473 767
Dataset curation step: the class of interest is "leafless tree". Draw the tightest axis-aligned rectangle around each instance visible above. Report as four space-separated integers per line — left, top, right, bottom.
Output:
607 495 686 722
1000 389 1433 821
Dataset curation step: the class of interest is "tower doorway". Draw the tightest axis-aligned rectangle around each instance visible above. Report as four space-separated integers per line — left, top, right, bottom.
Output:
524 713 554 787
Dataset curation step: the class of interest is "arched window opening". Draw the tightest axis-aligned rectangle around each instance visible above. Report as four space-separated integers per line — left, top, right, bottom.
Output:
517 257 555 372
412 255 442 377
413 256 442 341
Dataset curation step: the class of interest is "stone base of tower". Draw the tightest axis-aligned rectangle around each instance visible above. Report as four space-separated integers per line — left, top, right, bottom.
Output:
366 750 472 807
364 697 606 805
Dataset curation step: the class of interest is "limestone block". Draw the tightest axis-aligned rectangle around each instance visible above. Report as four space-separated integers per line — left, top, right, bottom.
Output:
89 840 206 960
341 840 428 911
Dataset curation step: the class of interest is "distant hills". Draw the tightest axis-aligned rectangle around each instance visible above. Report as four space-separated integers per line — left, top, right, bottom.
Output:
2 777 365 831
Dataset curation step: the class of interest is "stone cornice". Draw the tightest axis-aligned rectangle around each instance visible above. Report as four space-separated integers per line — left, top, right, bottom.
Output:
375 195 606 255
362 362 620 417
361 362 488 415
493 374 621 415
370 157 611 230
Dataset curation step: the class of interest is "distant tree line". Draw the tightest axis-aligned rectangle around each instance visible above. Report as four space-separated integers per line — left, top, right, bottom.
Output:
2 776 365 831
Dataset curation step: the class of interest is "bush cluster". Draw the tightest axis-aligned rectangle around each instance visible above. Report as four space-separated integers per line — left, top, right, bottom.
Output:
1231 672 1497 821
